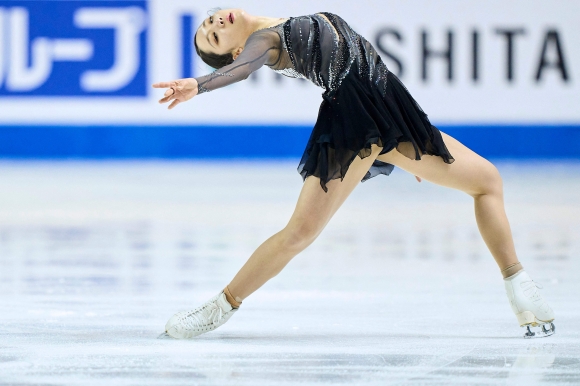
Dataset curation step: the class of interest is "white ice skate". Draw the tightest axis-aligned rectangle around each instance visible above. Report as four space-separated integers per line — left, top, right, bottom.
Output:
159 291 237 339
504 270 555 339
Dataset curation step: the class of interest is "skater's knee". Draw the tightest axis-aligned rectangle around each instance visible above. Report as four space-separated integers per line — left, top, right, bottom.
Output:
471 161 503 198
280 222 322 251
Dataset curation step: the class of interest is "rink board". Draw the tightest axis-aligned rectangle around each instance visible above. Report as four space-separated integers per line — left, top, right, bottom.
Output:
0 124 579 159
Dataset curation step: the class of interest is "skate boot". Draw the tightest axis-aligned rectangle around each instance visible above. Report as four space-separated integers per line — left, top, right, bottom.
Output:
160 291 237 339
504 270 555 339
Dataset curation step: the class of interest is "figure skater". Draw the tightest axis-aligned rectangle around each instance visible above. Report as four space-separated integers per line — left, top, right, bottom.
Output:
153 9 555 339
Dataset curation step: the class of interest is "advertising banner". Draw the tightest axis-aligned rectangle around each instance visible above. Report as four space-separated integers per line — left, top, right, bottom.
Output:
0 0 578 157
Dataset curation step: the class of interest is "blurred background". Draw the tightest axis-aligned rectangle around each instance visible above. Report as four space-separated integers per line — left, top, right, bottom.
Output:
0 0 578 158
1 1 579 384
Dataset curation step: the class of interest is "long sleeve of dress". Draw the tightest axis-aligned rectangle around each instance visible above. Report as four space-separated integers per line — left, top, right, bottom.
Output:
195 30 283 94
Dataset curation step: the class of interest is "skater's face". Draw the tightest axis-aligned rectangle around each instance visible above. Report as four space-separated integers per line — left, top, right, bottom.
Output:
195 9 250 61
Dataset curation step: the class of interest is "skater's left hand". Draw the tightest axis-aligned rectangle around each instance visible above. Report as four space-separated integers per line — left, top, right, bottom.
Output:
153 78 199 110
415 176 422 182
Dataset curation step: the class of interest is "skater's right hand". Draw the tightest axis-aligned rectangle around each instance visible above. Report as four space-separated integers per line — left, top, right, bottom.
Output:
153 78 199 110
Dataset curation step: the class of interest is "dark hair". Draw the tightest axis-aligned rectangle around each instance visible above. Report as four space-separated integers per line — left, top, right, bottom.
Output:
194 33 235 70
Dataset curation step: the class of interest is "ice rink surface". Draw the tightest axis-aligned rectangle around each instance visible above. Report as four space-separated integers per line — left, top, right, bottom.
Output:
0 160 579 385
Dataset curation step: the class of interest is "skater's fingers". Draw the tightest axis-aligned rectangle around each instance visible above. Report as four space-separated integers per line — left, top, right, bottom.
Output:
158 96 171 104
415 176 422 183
159 92 177 104
152 81 175 88
168 99 181 110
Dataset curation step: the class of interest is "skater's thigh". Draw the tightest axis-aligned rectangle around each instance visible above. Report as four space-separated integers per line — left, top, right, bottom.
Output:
287 145 382 235
377 132 500 196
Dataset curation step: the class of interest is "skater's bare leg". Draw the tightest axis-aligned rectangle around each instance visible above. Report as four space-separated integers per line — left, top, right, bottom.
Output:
379 133 555 337
377 132 519 272
227 145 383 302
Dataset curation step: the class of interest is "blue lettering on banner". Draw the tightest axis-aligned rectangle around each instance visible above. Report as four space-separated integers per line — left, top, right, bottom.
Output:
181 14 194 79
0 0 148 96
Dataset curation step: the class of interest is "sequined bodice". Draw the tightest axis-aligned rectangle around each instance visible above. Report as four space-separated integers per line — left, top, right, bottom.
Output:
271 23 306 80
196 13 387 95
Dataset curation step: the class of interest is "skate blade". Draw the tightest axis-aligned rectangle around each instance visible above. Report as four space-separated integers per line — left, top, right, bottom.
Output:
157 332 174 339
523 323 555 339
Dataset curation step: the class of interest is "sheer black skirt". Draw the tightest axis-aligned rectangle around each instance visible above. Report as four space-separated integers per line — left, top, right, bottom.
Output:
298 62 455 192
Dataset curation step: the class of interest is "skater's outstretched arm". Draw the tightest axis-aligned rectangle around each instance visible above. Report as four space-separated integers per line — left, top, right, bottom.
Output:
153 30 282 110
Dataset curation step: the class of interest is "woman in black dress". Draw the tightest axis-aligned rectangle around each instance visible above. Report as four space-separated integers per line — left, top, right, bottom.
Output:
153 9 555 339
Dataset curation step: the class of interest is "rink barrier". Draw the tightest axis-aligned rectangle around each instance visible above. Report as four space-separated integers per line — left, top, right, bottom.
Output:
0 124 579 159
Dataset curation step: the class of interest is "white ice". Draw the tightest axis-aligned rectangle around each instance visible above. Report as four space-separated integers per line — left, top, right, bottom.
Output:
0 160 579 385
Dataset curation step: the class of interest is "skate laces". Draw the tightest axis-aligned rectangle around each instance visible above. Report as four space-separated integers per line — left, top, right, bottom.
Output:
521 280 548 307
182 299 226 330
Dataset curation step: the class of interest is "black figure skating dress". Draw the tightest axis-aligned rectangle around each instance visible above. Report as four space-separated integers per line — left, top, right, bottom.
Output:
196 13 454 191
